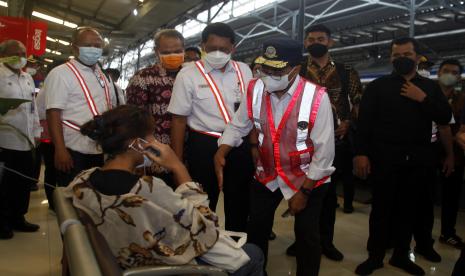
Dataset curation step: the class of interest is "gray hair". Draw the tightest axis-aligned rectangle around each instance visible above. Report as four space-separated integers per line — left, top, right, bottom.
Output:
0 40 25 55
154 29 184 48
72 26 103 44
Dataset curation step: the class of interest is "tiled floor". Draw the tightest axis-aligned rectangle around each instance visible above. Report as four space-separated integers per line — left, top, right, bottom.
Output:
0 183 463 276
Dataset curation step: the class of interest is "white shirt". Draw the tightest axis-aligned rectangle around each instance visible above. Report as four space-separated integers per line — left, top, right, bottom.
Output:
0 63 41 151
219 76 336 200
168 60 252 132
44 59 115 154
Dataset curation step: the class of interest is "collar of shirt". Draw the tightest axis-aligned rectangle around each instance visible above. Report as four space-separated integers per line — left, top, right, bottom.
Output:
308 56 335 70
266 75 301 99
202 58 235 74
0 63 28 79
71 58 101 74
390 71 423 82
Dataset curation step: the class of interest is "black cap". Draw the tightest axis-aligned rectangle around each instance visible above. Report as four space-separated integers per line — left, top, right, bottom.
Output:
255 38 303 69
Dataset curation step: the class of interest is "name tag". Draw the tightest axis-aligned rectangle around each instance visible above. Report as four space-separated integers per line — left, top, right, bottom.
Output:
198 84 209 89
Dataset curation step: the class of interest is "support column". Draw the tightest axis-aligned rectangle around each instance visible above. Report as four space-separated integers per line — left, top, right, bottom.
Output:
409 0 416 37
297 0 305 42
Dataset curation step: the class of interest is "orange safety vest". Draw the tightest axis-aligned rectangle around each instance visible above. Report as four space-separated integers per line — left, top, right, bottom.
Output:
247 77 329 191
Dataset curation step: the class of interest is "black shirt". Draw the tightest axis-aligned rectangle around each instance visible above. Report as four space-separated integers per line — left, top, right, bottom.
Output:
89 169 140 196
355 72 452 165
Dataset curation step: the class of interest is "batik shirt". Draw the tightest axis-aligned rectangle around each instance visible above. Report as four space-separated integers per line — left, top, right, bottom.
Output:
126 63 178 145
65 167 219 269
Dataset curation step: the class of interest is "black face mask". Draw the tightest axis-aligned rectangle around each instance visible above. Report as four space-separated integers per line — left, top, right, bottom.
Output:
307 44 328 58
392 57 416 75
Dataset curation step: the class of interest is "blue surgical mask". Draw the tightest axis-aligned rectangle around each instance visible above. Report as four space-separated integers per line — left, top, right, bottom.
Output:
78 47 102 66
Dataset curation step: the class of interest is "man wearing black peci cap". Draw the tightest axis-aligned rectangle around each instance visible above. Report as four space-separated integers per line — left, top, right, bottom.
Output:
214 38 335 276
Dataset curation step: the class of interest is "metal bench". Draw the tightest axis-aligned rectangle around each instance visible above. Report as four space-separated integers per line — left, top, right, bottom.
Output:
54 187 227 276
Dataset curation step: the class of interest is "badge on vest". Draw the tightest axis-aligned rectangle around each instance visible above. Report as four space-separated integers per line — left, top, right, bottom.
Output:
297 121 309 130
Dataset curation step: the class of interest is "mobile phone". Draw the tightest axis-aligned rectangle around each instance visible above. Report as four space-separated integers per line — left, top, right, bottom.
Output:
136 138 161 157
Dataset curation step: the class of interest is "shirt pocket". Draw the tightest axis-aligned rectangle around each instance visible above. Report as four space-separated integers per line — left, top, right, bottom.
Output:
195 85 214 100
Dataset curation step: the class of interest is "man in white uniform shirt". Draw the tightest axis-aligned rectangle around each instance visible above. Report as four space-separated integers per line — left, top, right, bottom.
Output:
214 38 335 276
0 40 41 239
168 22 254 233
44 27 115 186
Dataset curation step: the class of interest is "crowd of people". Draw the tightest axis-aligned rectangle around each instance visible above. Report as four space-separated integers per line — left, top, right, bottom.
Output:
0 20 464 276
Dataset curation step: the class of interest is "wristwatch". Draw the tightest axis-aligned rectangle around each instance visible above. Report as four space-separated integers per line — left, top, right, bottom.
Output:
299 186 313 196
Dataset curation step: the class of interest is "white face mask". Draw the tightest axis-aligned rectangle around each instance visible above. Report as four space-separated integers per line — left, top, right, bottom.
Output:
128 138 153 169
418 69 431 78
7 57 27 70
260 68 296 92
439 73 458 87
25 67 37 76
78 47 103 66
204 50 231 69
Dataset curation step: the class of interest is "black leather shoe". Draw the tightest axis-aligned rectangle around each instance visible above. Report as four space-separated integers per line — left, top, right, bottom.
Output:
12 220 40 232
323 246 344 261
414 246 441 263
269 231 276 241
355 257 383 275
389 257 425 275
286 242 297 257
343 206 354 213
0 225 13 240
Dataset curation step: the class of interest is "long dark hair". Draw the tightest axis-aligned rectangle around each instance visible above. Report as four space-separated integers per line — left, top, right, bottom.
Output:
80 105 154 156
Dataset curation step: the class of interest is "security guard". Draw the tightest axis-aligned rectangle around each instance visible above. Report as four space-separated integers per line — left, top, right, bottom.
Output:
214 38 335 276
168 22 254 233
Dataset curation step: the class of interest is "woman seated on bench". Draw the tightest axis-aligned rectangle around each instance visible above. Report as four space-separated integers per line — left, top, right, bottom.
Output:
64 105 263 276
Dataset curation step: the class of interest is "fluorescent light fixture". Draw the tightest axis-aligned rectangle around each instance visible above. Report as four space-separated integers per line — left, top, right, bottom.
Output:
139 0 144 2
69 56 75 59
133 9 138 16
46 36 70 46
45 48 62 55
44 58 54 63
414 20 428 25
32 11 78 28
0 1 7 7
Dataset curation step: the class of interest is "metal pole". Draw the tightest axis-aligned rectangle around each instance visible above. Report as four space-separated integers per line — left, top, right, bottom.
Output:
297 0 305 42
409 0 415 37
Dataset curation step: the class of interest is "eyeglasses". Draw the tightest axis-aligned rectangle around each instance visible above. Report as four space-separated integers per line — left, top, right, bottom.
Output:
258 67 292 80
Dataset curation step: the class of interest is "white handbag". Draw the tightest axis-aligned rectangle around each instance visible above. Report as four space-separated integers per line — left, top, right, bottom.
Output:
199 230 251 273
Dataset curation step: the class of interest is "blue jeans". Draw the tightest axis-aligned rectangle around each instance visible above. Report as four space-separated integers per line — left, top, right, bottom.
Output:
197 243 264 276
231 243 265 276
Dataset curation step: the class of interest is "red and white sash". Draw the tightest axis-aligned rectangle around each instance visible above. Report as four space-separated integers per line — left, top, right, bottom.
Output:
193 60 245 137
62 61 111 131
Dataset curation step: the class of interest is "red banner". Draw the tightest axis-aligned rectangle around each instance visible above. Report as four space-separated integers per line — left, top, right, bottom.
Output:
0 16 48 56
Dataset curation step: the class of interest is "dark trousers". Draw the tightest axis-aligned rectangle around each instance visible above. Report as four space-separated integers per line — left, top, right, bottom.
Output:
452 248 465 276
440 166 464 237
0 148 34 225
319 144 352 248
56 148 103 187
247 180 327 276
367 162 427 259
412 166 435 249
38 142 56 210
186 131 254 232
334 143 355 208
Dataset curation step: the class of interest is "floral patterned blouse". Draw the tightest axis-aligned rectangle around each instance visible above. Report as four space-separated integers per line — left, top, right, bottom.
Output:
65 168 219 269
126 63 178 145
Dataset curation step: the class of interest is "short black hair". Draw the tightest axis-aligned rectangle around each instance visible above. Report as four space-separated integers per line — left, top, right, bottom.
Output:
390 37 421 54
305 24 331 38
185 46 201 57
201 22 235 44
439 59 463 74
